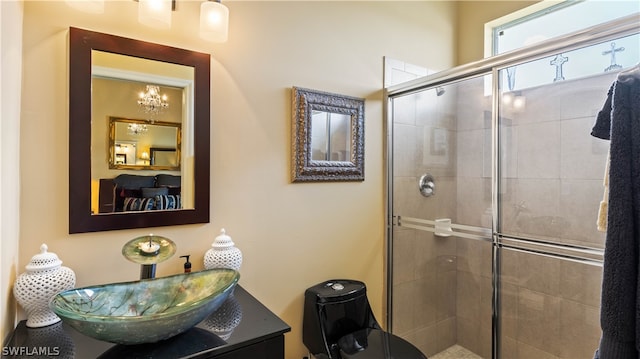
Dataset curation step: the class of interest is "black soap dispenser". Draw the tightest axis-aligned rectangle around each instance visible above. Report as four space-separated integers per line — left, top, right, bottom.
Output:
180 255 192 273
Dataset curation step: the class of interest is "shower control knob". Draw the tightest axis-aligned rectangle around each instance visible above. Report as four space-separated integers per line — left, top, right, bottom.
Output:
331 283 344 291
419 173 435 197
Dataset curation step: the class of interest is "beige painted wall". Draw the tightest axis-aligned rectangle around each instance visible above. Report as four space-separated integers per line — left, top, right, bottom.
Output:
14 1 456 357
456 0 540 65
1 0 23 344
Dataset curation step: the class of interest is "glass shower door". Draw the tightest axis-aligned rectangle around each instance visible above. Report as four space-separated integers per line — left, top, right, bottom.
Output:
388 15 639 359
390 74 494 358
494 34 633 357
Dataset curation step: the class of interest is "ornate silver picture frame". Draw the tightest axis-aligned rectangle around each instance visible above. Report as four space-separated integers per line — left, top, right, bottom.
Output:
291 87 365 182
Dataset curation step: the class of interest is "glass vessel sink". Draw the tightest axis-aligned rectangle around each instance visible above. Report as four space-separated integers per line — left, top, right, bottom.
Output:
49 268 239 344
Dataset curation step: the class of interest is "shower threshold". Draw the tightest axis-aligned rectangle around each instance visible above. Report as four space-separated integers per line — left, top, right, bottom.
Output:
430 345 483 359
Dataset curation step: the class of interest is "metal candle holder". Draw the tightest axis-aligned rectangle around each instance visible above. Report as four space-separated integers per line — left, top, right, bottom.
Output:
122 235 176 279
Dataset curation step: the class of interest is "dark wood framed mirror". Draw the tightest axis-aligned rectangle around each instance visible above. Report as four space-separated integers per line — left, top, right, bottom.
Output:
69 27 210 233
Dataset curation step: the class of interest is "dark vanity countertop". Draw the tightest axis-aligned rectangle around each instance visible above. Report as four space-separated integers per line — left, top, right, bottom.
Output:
3 285 290 359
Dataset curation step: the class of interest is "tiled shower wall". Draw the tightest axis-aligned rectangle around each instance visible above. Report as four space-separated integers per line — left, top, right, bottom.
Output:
494 71 614 359
389 57 461 356
392 69 615 358
392 82 460 356
453 76 492 358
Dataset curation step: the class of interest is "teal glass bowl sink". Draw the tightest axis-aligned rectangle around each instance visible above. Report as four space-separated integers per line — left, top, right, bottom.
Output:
49 268 239 345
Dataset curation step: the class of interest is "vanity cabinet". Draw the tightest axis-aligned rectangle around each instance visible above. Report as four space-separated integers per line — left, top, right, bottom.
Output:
3 286 290 358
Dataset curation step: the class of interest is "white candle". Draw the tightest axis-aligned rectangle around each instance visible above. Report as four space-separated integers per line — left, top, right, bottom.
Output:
138 240 160 254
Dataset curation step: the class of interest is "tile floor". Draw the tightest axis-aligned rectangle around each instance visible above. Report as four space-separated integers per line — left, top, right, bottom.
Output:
430 345 483 359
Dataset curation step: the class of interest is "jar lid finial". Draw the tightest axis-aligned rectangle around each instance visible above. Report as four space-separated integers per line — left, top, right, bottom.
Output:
212 228 234 249
26 243 62 271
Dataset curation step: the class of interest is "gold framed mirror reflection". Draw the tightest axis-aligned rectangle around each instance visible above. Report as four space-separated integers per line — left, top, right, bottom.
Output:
108 117 181 171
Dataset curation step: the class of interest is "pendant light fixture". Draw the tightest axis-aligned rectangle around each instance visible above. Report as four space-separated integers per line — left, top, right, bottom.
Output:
138 0 173 29
67 0 228 43
200 0 229 43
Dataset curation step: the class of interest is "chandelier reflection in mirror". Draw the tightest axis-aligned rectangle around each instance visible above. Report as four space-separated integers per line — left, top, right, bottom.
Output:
131 84 169 135
127 123 149 136
138 85 169 115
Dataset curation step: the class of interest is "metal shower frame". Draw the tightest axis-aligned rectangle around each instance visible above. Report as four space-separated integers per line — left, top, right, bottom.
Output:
384 13 640 359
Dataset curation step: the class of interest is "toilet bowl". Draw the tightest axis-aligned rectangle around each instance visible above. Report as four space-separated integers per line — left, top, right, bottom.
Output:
303 279 427 359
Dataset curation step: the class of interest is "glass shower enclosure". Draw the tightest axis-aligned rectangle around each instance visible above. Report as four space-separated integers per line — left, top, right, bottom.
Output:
385 15 639 359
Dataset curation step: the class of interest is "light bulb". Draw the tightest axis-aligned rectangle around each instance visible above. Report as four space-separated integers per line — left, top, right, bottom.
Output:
502 93 513 105
139 0 172 29
200 1 229 43
513 96 526 110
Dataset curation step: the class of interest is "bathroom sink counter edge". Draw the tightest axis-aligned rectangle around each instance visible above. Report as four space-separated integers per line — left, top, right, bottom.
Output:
3 285 291 359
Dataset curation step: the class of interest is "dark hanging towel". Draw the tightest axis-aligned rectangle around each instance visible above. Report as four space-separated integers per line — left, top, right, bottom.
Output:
592 64 640 359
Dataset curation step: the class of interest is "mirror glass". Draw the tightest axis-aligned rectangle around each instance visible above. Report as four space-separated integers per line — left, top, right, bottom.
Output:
292 87 365 182
69 27 210 233
310 111 351 162
109 117 181 170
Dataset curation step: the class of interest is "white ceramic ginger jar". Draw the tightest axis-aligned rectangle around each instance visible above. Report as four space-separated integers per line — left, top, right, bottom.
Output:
13 244 76 328
204 229 243 271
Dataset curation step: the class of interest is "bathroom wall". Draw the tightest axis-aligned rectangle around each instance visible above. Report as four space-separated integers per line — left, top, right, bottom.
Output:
0 0 23 342
2 0 547 351
8 1 458 356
